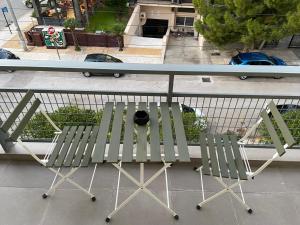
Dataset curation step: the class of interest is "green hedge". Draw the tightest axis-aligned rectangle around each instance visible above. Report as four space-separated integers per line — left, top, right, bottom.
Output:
24 106 102 139
259 109 300 145
24 105 208 142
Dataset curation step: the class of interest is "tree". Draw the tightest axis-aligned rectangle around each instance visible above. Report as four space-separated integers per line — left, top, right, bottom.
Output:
112 23 125 51
193 0 300 49
63 18 81 51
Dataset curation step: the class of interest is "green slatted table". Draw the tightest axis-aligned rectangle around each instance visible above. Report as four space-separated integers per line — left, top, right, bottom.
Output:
91 102 190 222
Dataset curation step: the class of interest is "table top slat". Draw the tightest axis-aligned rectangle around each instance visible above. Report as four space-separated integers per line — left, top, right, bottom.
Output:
107 103 125 162
92 102 114 163
64 126 85 167
222 135 238 179
149 102 161 162
160 103 176 162
136 102 148 162
215 135 229 178
81 126 100 166
72 126 93 167
122 102 136 162
54 126 78 167
207 134 220 177
171 103 190 162
46 126 70 167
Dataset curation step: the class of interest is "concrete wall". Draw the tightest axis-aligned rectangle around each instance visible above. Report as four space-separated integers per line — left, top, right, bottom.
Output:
140 5 175 27
161 28 170 59
124 5 142 46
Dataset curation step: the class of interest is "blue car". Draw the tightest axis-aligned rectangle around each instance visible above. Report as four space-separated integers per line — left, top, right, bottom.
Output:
229 52 287 80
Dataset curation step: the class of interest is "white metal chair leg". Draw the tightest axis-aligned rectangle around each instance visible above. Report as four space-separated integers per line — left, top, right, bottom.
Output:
114 161 122 210
199 166 205 202
106 162 178 222
43 167 96 200
45 168 78 196
197 177 252 213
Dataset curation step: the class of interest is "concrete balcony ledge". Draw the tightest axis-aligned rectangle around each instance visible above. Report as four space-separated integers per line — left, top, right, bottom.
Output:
1 142 299 163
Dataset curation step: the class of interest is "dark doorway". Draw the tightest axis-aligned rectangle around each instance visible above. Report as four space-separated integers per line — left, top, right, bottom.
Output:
143 19 168 38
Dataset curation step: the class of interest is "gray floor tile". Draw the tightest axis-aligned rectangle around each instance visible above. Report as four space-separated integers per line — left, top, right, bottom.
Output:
277 165 300 192
110 163 167 192
0 160 299 225
0 160 54 188
241 166 287 193
169 162 202 191
42 189 113 225
56 164 116 190
233 193 300 225
171 190 239 225
107 189 174 225
0 187 48 225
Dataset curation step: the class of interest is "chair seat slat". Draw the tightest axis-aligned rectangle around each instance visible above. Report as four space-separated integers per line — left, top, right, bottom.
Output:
46 126 70 167
64 126 85 167
81 126 100 166
230 135 247 180
54 126 78 167
215 135 229 178
222 135 238 179
207 134 220 177
72 126 93 167
199 134 210 175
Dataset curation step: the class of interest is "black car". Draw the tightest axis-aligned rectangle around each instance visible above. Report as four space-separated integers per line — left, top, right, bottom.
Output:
83 54 124 78
0 48 20 73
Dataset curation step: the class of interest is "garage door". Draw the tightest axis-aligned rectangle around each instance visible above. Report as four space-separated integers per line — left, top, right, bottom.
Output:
143 19 168 38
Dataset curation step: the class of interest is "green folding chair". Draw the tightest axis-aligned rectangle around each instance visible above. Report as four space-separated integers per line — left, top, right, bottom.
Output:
194 100 296 213
0 90 97 201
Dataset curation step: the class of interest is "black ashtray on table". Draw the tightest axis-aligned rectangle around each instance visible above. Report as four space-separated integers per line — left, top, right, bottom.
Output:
134 110 149 126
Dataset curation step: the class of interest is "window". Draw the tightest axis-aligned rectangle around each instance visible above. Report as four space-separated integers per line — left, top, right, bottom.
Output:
176 17 194 27
177 8 195 13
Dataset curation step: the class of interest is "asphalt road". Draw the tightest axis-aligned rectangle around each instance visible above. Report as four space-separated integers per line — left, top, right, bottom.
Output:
0 70 300 96
0 0 31 29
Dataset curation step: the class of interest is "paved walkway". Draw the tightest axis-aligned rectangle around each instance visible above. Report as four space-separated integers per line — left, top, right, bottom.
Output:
0 160 299 225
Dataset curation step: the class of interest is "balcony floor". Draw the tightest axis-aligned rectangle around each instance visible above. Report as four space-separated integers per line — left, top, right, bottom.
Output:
0 160 300 225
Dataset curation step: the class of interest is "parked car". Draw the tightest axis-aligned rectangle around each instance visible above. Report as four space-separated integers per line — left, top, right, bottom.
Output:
23 0 48 8
276 104 300 114
82 54 124 78
229 52 287 80
0 48 20 73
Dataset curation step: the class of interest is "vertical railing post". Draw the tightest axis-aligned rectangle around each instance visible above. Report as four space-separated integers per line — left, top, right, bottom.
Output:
167 74 174 106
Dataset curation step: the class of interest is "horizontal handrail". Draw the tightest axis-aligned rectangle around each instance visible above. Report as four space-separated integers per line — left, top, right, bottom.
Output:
0 88 299 99
0 60 300 77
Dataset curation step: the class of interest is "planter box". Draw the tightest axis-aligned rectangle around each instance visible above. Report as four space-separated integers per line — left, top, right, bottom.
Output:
64 30 120 48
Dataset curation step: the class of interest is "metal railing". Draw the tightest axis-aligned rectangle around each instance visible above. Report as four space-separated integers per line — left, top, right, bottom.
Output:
0 60 299 147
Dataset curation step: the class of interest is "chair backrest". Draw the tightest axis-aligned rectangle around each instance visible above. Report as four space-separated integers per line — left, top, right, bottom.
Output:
0 90 41 151
260 101 296 156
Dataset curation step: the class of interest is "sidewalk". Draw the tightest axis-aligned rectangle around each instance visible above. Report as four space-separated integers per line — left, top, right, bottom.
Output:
0 12 163 64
